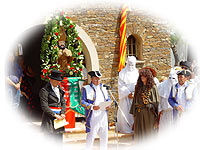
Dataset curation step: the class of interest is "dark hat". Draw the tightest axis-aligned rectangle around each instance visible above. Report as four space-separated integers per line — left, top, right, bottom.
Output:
49 70 63 81
180 61 192 69
88 71 102 78
179 61 184 66
177 70 191 77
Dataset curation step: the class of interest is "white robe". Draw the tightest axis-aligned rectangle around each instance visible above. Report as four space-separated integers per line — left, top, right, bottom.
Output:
117 56 139 134
117 78 135 133
158 96 173 132
158 68 177 132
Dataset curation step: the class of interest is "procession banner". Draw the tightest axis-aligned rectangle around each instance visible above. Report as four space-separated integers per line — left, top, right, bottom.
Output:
60 77 85 128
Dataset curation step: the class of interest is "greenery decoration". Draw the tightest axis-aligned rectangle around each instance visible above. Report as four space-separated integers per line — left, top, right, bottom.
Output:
40 11 84 81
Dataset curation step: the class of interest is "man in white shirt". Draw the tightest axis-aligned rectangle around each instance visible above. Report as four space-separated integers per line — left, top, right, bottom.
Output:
168 70 195 122
81 71 111 150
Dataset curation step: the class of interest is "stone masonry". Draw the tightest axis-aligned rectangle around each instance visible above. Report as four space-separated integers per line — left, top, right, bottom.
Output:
62 3 172 123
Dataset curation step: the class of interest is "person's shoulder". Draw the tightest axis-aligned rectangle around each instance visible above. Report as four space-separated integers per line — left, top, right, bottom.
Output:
39 84 50 98
118 68 126 76
40 82 51 92
83 84 91 89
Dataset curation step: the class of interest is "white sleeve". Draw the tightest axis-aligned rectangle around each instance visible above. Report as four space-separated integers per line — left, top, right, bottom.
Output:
118 77 131 100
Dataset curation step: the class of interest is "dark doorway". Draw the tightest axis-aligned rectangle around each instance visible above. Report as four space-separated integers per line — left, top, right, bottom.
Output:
17 24 46 121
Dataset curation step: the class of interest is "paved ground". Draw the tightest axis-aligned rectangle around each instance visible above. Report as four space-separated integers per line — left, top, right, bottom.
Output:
63 122 134 150
26 121 135 150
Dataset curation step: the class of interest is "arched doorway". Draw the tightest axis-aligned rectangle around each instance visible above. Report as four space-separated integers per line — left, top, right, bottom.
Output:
76 25 99 71
15 24 99 119
18 24 99 78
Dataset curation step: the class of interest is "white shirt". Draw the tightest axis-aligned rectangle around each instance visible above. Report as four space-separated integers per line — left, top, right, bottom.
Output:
51 84 60 103
91 84 107 126
176 82 187 109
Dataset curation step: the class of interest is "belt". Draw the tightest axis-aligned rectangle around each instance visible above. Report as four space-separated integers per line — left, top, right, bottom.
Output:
49 106 61 114
135 104 146 112
135 104 158 119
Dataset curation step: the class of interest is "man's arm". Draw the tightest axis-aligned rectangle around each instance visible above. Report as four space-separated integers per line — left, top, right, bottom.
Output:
39 88 55 117
6 77 20 90
168 87 179 109
81 87 93 110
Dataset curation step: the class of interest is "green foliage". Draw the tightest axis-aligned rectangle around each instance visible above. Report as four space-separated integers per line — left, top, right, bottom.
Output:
170 33 180 46
40 12 84 82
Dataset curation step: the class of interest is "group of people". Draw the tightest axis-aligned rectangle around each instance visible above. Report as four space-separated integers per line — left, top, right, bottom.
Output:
7 51 199 149
117 56 160 142
34 56 199 150
6 51 37 118
79 56 199 149
38 69 111 150
117 56 199 143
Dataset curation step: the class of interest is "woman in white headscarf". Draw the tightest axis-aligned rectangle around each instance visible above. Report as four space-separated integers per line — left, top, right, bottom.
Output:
117 56 139 133
158 68 178 131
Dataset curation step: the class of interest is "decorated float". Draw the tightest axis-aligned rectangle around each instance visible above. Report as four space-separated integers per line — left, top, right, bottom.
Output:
40 11 85 128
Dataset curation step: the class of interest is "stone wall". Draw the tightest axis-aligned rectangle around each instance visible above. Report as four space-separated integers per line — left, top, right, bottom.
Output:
63 3 171 123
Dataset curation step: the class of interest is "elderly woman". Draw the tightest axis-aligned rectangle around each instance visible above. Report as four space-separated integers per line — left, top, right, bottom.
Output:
130 68 160 142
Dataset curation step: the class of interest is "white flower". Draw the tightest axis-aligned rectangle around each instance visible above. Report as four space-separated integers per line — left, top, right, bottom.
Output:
67 65 70 69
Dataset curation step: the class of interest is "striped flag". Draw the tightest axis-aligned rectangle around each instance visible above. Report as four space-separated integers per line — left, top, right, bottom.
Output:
118 4 129 72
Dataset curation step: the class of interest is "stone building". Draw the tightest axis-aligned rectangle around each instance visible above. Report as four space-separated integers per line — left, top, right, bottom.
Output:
64 4 172 122
16 3 172 123
65 4 171 87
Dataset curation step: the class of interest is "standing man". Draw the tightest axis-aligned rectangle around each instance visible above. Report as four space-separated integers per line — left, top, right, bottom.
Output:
81 71 111 150
39 70 66 145
168 70 195 122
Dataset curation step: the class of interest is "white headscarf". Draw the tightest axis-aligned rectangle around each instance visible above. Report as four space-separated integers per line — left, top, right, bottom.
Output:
119 56 139 85
158 68 178 98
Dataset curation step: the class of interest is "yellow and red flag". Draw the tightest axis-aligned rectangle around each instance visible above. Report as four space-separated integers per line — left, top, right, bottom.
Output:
118 4 128 72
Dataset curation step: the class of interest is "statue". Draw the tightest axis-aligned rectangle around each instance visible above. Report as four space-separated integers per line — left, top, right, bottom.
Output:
57 27 73 70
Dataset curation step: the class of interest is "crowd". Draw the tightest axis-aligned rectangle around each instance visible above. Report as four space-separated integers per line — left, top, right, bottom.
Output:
81 56 199 149
118 57 199 143
6 50 39 119
6 52 199 149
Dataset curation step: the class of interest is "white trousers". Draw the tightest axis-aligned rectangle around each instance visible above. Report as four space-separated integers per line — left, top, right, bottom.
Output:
86 114 108 150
